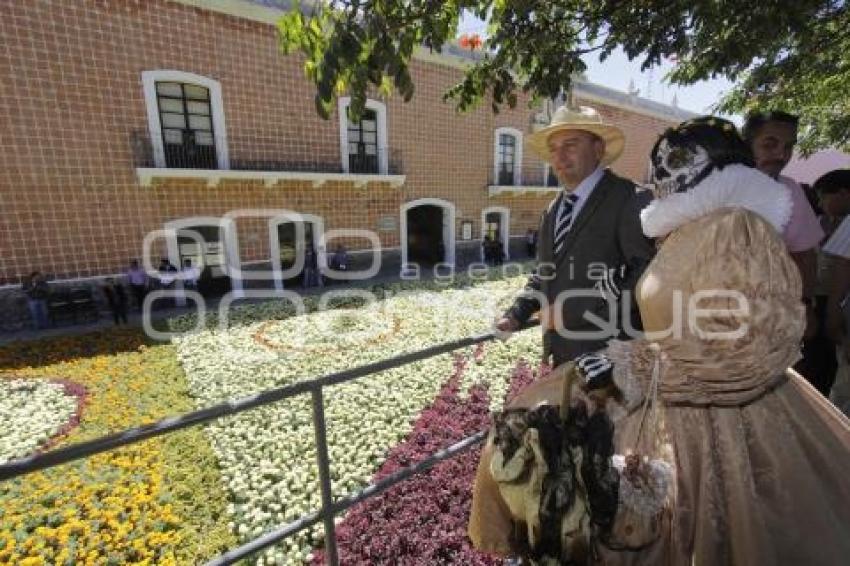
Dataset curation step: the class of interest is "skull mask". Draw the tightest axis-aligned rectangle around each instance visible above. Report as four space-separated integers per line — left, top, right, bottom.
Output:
650 138 713 199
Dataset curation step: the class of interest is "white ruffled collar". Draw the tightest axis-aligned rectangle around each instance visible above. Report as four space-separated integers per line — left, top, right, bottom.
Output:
640 164 793 238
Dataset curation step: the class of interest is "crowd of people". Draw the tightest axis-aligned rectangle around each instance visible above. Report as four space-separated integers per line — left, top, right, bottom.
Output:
473 105 850 564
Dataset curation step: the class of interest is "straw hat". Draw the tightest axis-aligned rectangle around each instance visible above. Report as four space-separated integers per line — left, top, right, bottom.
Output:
527 105 625 166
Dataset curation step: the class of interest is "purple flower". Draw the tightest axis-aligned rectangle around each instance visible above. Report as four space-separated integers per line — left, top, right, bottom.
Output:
312 356 541 564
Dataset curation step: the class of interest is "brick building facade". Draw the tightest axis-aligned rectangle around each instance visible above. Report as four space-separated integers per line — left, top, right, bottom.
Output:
1 0 695 292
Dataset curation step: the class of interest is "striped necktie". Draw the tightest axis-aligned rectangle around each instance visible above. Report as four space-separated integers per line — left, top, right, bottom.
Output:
553 192 579 255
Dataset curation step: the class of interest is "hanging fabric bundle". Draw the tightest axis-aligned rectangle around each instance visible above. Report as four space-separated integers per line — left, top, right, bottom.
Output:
602 342 674 551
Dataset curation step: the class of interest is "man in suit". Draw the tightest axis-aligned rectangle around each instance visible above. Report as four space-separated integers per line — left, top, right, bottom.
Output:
495 106 655 365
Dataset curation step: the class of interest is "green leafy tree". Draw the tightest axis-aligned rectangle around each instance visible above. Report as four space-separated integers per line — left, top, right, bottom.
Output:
278 1 848 152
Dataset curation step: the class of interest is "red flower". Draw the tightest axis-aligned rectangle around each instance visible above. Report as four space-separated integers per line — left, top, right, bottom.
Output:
458 33 482 51
311 357 540 564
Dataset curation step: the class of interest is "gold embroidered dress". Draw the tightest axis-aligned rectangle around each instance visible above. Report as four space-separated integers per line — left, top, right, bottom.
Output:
470 166 850 565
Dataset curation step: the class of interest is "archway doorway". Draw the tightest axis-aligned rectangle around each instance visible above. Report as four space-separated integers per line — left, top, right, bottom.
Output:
269 213 325 290
400 198 456 273
277 220 320 286
164 217 241 302
481 207 510 263
175 224 232 296
406 205 444 265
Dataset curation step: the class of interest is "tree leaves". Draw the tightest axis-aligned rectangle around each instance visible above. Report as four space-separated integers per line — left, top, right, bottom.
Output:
277 0 849 150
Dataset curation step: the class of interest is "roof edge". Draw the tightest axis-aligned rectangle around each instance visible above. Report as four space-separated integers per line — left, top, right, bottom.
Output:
170 0 698 123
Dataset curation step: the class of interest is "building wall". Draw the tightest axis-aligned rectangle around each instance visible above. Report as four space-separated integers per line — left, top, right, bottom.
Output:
0 0 683 286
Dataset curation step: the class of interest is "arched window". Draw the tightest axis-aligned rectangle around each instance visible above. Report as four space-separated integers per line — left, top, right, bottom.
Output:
142 71 229 169
494 127 523 185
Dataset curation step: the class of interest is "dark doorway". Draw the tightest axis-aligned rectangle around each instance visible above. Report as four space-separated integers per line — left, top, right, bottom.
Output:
484 212 502 241
484 212 506 264
176 225 231 297
406 205 444 265
277 221 319 286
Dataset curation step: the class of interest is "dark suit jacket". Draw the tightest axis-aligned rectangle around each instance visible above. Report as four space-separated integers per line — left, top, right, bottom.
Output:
507 169 655 363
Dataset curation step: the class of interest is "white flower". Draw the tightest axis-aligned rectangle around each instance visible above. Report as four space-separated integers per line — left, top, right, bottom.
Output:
175 276 540 563
0 379 79 465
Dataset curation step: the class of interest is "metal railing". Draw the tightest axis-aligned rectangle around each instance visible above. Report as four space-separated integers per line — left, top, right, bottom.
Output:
130 130 405 175
0 321 538 565
488 168 561 188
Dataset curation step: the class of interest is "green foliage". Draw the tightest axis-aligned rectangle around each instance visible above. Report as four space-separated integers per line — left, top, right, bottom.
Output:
278 1 849 151
710 3 850 154
278 0 457 120
155 347 238 563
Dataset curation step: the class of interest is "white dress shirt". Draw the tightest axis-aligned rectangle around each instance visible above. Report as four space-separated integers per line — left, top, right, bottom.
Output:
557 166 605 232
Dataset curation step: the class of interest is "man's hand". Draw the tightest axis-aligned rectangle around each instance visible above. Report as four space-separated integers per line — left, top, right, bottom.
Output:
493 316 520 341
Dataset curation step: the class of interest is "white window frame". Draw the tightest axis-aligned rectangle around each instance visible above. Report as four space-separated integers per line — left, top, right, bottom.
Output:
493 127 523 186
338 97 388 175
142 70 230 169
543 163 561 187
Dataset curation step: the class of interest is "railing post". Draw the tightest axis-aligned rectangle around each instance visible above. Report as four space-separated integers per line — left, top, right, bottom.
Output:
311 387 339 566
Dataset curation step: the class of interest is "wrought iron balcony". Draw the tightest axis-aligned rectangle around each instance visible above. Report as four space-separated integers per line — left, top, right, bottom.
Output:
487 167 561 197
131 130 405 188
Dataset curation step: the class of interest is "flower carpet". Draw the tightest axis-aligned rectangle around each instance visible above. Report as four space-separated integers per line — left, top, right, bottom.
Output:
1 272 546 565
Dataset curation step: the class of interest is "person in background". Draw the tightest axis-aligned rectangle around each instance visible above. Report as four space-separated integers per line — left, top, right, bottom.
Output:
743 111 825 389
158 257 177 272
817 170 850 413
102 278 129 325
126 259 147 311
482 234 494 265
302 244 322 288
181 258 200 290
157 257 177 288
493 236 505 265
22 270 50 329
816 170 850 226
330 244 350 273
153 257 179 309
525 228 538 258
